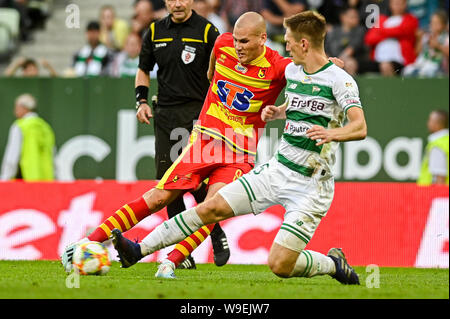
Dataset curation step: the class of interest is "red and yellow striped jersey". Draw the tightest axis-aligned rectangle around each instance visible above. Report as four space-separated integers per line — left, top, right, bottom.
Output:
194 33 291 158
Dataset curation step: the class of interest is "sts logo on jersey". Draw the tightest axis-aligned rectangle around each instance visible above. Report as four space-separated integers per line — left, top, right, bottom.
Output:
217 80 254 112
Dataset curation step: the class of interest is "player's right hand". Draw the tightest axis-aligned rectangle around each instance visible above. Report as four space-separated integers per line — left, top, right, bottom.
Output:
136 103 153 125
261 105 280 122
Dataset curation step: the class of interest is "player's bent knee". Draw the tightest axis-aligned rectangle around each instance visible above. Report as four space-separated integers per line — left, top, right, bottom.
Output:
143 188 174 212
268 258 293 278
267 241 301 278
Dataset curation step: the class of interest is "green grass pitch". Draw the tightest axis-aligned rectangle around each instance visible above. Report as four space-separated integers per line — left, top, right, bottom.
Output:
0 260 448 299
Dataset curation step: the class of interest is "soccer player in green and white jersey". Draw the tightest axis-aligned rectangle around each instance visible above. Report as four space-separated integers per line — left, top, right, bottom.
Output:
111 11 367 284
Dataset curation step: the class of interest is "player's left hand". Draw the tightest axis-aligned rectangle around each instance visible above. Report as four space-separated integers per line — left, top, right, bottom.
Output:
306 125 334 146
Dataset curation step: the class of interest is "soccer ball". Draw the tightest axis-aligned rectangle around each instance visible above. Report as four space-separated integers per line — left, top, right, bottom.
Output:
72 241 111 275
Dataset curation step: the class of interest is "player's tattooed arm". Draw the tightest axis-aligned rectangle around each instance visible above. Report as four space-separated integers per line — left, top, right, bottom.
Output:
306 107 367 146
261 100 288 122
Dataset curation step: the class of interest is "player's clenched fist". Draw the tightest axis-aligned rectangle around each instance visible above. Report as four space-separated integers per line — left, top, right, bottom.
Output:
261 104 286 122
136 103 153 125
261 105 278 122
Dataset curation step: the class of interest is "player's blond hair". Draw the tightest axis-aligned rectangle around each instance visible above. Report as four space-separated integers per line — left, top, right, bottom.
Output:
283 11 327 49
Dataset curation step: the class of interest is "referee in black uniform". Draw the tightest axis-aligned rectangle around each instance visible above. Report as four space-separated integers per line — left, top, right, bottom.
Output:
134 0 229 268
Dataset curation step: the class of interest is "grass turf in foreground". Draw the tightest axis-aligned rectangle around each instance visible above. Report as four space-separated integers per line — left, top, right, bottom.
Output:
0 260 448 299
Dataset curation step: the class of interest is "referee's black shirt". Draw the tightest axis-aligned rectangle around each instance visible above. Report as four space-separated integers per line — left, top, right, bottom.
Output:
139 11 220 107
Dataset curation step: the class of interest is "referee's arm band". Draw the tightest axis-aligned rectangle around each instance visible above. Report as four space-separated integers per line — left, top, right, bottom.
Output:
135 85 149 102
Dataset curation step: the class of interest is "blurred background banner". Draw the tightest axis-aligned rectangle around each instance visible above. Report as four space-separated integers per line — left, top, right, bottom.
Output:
0 181 447 267
0 77 448 182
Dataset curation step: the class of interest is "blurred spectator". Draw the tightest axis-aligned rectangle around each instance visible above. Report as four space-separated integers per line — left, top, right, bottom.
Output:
0 0 32 41
307 0 349 27
417 109 449 185
261 0 306 44
219 0 263 32
404 10 449 77
0 0 50 32
109 33 141 77
3 56 57 76
99 5 130 51
408 0 439 30
138 0 167 20
325 7 367 75
25 0 50 30
72 21 112 77
134 0 156 37
193 0 227 34
364 0 419 76
207 0 221 13
131 13 145 35
0 93 56 181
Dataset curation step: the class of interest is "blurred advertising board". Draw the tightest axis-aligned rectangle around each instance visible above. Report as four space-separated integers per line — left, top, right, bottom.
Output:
0 181 447 268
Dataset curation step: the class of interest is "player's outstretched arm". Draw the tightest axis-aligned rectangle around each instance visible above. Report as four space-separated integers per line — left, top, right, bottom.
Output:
306 107 367 146
261 101 288 122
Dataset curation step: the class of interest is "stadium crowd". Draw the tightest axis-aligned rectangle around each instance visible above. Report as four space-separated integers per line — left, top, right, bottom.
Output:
0 0 449 77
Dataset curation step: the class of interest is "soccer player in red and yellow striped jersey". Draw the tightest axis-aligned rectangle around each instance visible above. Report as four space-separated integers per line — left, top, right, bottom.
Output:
194 30 290 158
157 27 291 268
61 11 291 273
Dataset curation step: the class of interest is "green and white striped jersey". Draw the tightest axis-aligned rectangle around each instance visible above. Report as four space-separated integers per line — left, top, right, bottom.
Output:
276 61 362 177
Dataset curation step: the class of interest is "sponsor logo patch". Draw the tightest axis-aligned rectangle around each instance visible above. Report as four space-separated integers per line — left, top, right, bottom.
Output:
235 63 248 74
302 76 312 83
217 80 254 112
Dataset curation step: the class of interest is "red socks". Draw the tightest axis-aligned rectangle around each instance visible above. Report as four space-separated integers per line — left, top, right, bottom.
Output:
88 197 150 242
166 223 215 267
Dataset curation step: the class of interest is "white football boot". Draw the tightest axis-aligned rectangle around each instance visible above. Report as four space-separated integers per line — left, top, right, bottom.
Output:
61 237 90 273
155 259 177 279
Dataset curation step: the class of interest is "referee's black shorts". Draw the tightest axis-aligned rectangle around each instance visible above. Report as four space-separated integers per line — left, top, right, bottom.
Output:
153 101 202 179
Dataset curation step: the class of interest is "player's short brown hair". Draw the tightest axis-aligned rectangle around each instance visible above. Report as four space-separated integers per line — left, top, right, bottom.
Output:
283 11 327 48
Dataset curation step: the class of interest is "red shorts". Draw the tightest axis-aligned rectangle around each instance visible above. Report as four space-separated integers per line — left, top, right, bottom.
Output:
156 132 254 191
